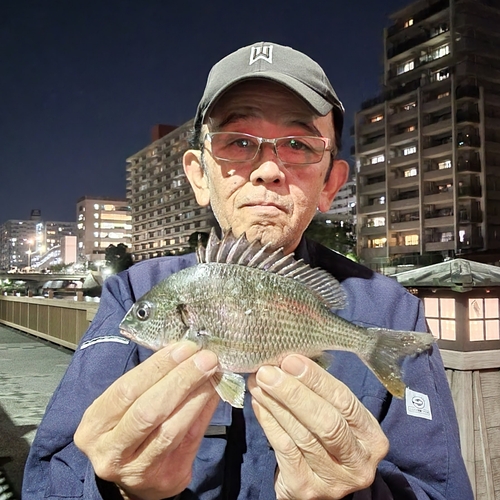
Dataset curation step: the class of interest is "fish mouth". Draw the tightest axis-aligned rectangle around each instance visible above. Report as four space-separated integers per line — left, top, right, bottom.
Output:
119 325 136 340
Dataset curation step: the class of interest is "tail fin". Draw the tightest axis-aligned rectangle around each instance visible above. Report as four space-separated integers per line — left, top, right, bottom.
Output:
363 329 434 398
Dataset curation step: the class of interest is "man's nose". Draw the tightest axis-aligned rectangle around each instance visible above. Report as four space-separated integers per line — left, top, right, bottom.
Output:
249 143 285 185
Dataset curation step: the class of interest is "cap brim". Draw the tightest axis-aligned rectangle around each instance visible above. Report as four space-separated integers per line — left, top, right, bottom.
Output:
199 71 337 121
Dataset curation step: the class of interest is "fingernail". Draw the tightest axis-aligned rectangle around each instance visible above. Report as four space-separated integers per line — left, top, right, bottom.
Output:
194 350 218 372
171 342 198 363
257 366 283 387
282 355 306 377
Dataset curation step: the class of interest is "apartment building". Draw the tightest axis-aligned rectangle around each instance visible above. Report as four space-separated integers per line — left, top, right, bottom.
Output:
354 0 500 270
0 211 77 270
126 122 215 260
324 179 357 223
76 196 132 265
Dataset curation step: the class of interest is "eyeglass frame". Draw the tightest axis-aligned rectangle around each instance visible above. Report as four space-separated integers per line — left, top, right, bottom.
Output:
202 131 334 165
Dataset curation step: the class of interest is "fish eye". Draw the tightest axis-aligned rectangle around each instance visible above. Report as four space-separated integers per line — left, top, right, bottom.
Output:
135 302 151 321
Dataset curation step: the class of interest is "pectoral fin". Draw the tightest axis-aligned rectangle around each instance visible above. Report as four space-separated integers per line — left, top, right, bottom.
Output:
211 371 246 408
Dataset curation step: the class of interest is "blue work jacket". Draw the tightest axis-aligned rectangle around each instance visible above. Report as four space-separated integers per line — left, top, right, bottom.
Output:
23 238 473 499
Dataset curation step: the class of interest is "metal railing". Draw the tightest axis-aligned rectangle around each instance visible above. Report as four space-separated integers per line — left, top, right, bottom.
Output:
0 296 99 350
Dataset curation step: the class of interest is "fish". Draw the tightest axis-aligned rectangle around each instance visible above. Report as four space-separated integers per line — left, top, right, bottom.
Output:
119 229 434 408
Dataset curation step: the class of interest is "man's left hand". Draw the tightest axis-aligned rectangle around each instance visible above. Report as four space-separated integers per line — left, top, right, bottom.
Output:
247 355 389 500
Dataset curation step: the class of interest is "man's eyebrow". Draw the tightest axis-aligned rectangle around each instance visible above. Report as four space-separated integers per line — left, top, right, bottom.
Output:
210 112 258 131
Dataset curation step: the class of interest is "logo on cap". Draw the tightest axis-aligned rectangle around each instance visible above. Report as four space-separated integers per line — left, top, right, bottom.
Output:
249 44 273 65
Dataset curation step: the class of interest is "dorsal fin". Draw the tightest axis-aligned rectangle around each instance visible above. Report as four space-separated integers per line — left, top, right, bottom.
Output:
197 228 346 310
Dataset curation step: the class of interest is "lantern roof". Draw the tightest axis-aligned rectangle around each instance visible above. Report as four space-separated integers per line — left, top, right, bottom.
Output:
393 259 500 292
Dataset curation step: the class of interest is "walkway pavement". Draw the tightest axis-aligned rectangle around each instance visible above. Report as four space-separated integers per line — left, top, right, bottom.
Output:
0 325 73 498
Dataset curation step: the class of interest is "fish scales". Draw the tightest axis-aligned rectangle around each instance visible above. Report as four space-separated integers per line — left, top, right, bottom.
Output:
120 229 435 408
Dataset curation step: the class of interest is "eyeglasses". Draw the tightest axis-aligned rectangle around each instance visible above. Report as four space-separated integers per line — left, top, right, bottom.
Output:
204 132 332 165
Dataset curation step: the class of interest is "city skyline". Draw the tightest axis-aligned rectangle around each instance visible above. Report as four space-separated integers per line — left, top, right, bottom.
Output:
1 0 410 224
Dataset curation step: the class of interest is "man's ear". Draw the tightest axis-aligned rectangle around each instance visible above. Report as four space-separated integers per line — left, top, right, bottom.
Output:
317 159 349 213
183 150 210 207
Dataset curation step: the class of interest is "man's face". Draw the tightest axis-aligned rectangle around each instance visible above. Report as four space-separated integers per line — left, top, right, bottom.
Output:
184 80 347 254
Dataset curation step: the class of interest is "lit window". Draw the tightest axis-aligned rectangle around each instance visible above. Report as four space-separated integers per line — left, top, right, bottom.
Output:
432 68 450 81
404 234 419 245
94 204 99 210
404 146 417 156
437 91 450 99
404 18 414 28
397 60 415 75
404 168 418 177
103 204 116 211
424 297 456 340
406 125 416 132
431 44 450 60
370 114 384 123
403 102 417 111
469 298 500 341
371 237 387 248
438 160 452 169
94 213 99 219
441 232 453 242
379 196 385 204
370 154 385 164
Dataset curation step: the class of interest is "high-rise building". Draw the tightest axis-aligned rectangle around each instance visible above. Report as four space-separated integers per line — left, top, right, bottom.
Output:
76 196 132 265
0 213 77 270
126 122 215 260
324 179 357 223
354 0 500 271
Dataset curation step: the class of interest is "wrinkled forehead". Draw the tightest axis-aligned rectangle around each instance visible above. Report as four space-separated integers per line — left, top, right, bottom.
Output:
206 79 326 130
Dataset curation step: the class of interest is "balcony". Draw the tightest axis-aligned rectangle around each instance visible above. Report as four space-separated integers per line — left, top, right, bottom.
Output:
388 152 418 167
358 181 386 196
389 107 418 125
359 225 387 236
423 94 451 113
458 186 482 198
425 241 455 252
387 25 450 61
424 168 452 182
390 220 420 231
391 175 420 188
459 212 483 224
360 247 387 260
424 191 453 204
356 119 385 135
358 137 386 155
357 202 386 215
389 129 418 146
424 215 455 227
456 85 480 100
389 245 420 255
358 162 386 175
387 0 449 38
422 142 452 158
422 118 452 136
390 196 420 210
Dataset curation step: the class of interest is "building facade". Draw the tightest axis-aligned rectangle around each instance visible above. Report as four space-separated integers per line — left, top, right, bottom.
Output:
76 196 132 266
0 211 77 270
323 179 357 223
126 121 215 260
354 0 500 270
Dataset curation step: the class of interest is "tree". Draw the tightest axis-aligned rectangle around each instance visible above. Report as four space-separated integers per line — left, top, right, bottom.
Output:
105 244 134 274
304 220 357 258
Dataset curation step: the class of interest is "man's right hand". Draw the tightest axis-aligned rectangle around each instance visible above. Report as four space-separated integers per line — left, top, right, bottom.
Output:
74 341 219 500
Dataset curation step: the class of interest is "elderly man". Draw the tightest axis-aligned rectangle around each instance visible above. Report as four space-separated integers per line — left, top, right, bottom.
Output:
23 42 473 500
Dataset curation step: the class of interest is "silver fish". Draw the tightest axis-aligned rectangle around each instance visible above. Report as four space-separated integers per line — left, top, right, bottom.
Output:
120 229 434 408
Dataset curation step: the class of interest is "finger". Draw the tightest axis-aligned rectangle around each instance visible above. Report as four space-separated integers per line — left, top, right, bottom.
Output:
111 349 219 455
250 378 339 476
134 384 219 469
254 365 366 466
81 341 201 436
282 355 387 445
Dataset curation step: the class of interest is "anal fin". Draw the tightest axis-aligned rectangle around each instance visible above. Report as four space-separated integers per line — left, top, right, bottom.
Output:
211 371 246 408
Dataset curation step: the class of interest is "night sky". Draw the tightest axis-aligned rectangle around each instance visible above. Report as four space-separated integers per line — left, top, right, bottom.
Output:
1 0 411 224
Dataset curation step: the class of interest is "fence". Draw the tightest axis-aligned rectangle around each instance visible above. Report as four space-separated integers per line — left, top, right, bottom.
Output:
0 295 98 350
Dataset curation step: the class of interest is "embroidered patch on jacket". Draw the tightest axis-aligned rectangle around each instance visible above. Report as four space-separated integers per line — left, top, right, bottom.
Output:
405 387 433 420
80 336 130 350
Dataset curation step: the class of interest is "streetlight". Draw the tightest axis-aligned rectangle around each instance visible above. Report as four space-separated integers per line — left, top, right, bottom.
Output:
26 239 33 270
